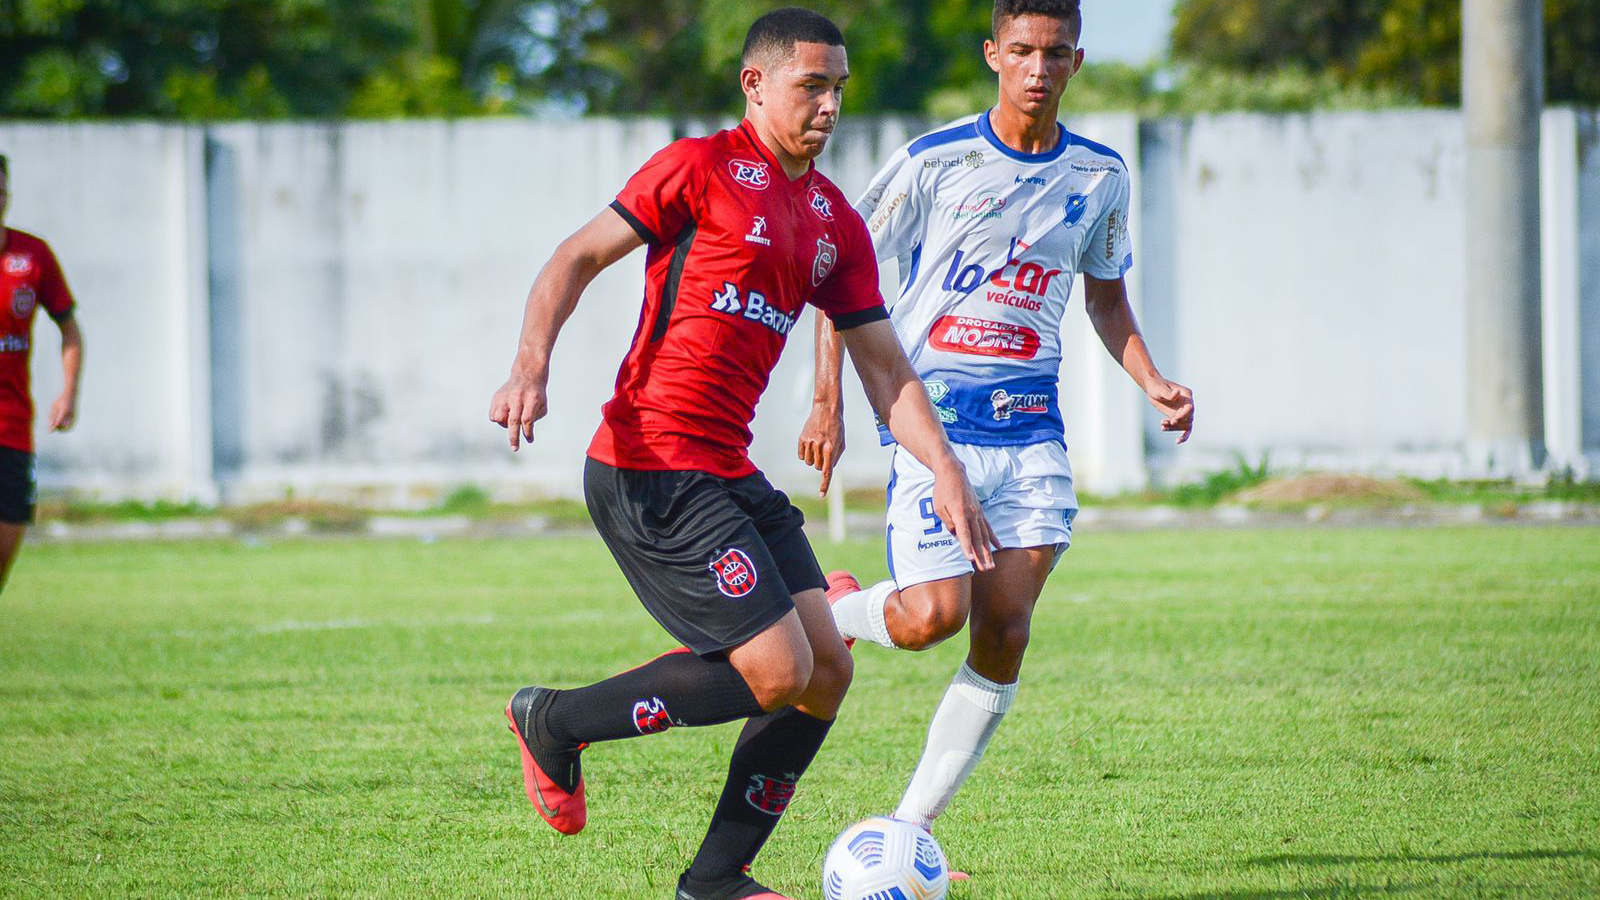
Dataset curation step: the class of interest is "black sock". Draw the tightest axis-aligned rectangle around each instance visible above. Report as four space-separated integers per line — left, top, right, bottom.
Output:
542 649 765 746
686 706 834 882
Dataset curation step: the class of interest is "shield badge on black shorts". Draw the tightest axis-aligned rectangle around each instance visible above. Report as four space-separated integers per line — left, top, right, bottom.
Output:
709 547 758 598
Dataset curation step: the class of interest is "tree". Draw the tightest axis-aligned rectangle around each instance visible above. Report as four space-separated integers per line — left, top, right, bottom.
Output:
1171 0 1600 105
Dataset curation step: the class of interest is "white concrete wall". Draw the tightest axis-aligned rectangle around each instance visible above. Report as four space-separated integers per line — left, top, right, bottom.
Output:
2 110 1595 502
2 124 208 496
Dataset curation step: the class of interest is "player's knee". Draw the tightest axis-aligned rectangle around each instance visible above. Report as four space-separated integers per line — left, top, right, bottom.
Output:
897 600 967 651
808 641 854 702
747 651 814 711
975 618 1031 665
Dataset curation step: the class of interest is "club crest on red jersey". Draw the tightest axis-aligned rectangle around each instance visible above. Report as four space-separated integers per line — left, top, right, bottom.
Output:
633 697 672 734
729 159 771 190
812 237 838 287
709 547 758 598
10 286 36 319
744 773 797 815
808 186 835 221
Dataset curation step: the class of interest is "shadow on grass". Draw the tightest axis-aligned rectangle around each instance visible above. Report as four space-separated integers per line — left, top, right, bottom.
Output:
1245 848 1598 867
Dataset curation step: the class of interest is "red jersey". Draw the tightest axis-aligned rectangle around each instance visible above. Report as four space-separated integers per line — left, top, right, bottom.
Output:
590 121 888 477
0 229 75 453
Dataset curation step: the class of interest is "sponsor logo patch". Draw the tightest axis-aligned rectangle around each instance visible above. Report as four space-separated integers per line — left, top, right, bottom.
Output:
633 697 672 734
728 159 771 190
922 150 986 170
808 186 835 221
867 191 907 234
928 315 1040 360
1015 174 1048 187
745 773 798 815
745 216 771 246
990 388 1050 421
2 254 31 275
709 547 758 598
951 192 1006 221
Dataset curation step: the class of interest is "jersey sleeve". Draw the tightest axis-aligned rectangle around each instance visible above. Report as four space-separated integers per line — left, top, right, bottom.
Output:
1081 169 1134 279
36 241 75 320
810 208 888 330
610 140 705 245
853 148 926 263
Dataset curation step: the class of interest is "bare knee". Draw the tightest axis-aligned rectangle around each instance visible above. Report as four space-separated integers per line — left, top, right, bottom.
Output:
892 593 968 650
970 619 1031 678
744 649 814 712
807 642 854 704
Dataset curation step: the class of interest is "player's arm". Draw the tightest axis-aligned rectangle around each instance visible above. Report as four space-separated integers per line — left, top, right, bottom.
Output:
489 209 644 449
1082 273 1194 443
797 314 846 496
840 319 998 570
48 313 82 432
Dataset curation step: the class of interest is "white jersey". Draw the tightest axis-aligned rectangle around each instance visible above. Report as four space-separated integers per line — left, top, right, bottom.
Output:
856 110 1133 446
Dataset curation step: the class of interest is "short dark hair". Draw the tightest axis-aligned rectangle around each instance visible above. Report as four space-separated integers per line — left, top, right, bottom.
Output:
742 7 845 66
993 0 1082 42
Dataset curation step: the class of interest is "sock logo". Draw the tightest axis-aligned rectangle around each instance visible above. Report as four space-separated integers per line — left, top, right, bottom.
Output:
744 773 797 815
708 548 758 598
633 697 672 734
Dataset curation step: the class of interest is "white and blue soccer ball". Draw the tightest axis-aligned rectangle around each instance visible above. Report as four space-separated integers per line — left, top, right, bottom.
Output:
822 816 950 900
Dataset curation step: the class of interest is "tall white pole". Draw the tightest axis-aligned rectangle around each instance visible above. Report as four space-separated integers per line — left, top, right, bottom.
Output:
1463 0 1545 474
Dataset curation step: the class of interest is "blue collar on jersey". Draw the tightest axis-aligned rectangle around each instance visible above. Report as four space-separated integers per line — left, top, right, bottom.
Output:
977 109 1069 164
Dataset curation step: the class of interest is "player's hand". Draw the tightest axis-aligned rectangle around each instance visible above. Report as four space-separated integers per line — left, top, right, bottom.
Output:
489 372 548 451
797 405 845 497
1146 377 1194 444
932 463 1000 571
48 392 76 432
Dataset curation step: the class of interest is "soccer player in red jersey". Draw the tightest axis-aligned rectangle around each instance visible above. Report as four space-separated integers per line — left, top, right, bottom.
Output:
488 9 997 899
0 154 84 591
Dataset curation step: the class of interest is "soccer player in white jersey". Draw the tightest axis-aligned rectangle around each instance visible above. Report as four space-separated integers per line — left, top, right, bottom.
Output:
800 0 1195 866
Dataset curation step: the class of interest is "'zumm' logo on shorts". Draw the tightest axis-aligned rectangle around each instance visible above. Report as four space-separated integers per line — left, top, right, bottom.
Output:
709 548 758 597
729 159 771 190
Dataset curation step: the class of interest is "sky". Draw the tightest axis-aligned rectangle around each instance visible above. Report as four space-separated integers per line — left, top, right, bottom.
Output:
1081 0 1176 64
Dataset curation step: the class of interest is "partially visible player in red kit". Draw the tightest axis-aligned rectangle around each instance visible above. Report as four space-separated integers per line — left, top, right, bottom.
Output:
488 9 997 900
0 154 84 591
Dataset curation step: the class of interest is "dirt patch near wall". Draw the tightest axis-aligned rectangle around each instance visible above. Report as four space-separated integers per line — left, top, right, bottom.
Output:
1231 474 1427 506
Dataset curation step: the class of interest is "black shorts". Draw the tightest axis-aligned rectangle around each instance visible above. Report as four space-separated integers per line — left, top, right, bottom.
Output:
0 446 36 525
584 457 826 656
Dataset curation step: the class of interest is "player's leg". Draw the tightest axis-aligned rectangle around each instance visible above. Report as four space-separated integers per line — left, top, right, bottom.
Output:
892 544 1055 828
680 478 854 899
0 524 24 592
830 446 986 650
0 448 35 593
507 462 800 836
893 442 1077 830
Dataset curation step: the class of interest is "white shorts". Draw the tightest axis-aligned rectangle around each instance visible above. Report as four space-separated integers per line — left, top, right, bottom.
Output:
885 441 1079 590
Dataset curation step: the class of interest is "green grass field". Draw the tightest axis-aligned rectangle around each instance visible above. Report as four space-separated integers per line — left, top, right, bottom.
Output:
3 527 1597 899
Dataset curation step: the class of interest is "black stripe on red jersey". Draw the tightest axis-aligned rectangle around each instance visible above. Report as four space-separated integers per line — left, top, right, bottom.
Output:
47 305 75 324
651 222 698 342
828 305 890 331
610 199 659 245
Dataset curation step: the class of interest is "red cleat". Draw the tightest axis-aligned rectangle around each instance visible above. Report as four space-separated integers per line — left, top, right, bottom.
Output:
824 570 861 649
506 687 588 835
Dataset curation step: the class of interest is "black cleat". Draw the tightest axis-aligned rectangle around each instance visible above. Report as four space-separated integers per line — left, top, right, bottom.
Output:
506 686 587 834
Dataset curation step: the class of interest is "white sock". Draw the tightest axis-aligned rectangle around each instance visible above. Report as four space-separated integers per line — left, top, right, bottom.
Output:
830 580 898 648
893 662 1016 828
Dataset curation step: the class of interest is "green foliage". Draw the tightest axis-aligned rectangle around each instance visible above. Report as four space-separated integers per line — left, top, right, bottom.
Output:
1168 455 1272 507
1172 0 1600 105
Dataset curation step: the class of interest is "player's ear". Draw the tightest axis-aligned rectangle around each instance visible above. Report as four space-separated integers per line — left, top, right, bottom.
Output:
1070 47 1085 77
740 65 764 105
983 40 1001 75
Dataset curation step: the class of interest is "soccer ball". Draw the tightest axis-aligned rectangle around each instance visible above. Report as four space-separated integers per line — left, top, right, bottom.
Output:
822 816 950 900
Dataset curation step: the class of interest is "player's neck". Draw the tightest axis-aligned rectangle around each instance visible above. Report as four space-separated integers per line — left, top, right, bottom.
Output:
986 103 1061 156
743 117 812 181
